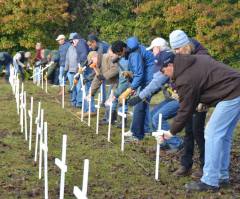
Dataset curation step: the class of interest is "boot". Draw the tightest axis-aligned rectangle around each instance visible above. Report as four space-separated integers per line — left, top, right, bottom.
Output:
174 166 191 177
191 168 203 179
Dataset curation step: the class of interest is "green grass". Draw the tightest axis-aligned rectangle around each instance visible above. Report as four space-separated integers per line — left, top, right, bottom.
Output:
0 79 239 198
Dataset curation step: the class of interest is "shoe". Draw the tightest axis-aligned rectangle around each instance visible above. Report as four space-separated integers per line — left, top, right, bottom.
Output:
191 169 203 179
185 181 219 192
83 112 97 118
125 135 140 143
219 179 230 187
174 166 191 177
124 130 133 137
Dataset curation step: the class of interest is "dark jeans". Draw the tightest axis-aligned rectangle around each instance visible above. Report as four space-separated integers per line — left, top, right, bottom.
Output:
181 112 206 169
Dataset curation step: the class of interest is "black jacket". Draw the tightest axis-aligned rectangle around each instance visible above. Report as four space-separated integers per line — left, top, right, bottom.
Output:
171 54 240 135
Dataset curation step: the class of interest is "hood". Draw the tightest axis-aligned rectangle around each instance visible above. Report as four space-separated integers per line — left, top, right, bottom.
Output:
173 54 196 80
126 37 139 51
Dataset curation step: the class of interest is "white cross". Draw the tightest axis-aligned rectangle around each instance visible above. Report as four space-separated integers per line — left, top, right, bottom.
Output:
151 114 169 180
38 109 44 179
80 74 85 122
95 93 101 135
24 91 28 141
41 122 48 199
41 68 44 90
34 104 42 162
16 77 20 115
73 159 89 199
117 99 127 152
61 76 64 109
55 134 67 199
87 87 92 127
45 72 48 93
37 66 41 87
100 83 104 104
20 83 24 132
28 96 34 150
107 90 113 142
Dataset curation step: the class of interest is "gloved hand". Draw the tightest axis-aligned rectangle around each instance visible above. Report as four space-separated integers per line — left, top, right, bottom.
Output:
196 103 208 112
128 95 142 106
121 71 133 79
118 88 133 104
78 67 84 74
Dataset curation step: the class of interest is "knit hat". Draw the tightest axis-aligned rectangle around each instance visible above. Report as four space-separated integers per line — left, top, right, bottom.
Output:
169 30 190 49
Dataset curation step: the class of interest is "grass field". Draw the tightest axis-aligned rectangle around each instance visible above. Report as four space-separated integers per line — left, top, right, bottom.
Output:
0 79 239 199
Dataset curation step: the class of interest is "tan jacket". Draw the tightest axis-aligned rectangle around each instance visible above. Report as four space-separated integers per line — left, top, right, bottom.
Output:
91 53 119 96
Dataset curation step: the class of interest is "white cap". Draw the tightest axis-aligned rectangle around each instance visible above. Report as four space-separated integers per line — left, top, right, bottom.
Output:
56 34 65 41
146 37 169 51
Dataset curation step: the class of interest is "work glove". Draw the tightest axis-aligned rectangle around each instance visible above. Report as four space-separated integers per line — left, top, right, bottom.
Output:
128 95 142 106
78 67 84 74
118 88 133 104
196 103 208 112
121 71 133 79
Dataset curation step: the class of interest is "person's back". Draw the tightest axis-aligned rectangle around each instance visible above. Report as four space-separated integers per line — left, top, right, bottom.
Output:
174 54 240 107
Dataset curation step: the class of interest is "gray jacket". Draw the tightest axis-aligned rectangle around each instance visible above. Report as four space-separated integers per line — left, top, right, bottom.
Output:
64 46 78 73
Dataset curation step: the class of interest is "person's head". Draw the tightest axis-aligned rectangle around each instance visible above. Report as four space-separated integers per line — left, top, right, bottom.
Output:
35 42 41 50
56 34 66 45
24 51 31 59
147 37 170 56
69 32 79 47
159 51 175 78
169 30 194 55
87 34 99 50
111 40 127 58
87 51 98 65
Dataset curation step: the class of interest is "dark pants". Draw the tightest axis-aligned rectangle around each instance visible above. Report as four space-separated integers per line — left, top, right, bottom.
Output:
181 112 206 169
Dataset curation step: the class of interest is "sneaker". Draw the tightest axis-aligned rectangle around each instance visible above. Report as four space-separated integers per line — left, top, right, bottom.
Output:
174 166 191 177
185 181 219 192
191 169 203 179
125 135 140 143
124 130 133 137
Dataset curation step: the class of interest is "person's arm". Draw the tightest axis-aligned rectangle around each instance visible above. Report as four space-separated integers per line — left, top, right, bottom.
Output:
103 62 119 80
90 75 102 96
170 84 199 135
64 49 69 72
15 53 25 67
139 71 169 99
129 53 144 90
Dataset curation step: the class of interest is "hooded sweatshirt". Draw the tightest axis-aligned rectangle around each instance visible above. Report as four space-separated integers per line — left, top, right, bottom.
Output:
171 54 240 135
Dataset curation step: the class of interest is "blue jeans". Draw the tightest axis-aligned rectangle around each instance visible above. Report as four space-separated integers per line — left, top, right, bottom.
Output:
151 99 179 131
131 97 151 140
67 72 82 107
33 67 41 84
0 63 11 80
201 96 240 187
83 81 96 112
59 66 66 85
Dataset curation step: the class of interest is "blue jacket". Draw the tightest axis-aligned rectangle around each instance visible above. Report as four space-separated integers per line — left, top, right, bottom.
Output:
139 71 169 99
0 52 12 65
97 41 109 54
58 42 70 67
76 39 90 66
126 37 154 90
